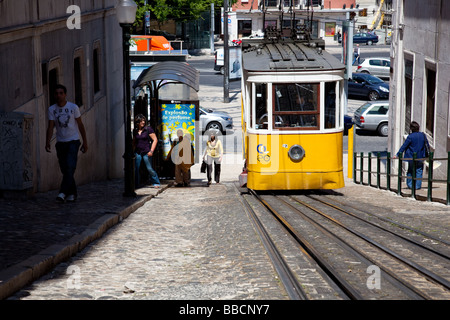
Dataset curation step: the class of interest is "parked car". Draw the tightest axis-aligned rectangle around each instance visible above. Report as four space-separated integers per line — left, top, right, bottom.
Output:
348 73 389 101
356 57 390 79
353 101 389 136
199 107 233 134
353 32 379 45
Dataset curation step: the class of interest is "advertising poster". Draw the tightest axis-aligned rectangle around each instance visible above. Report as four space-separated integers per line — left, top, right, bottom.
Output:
229 46 242 80
159 103 196 159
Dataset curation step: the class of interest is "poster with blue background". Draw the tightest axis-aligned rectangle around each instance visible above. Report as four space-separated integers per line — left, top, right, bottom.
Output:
159 103 196 159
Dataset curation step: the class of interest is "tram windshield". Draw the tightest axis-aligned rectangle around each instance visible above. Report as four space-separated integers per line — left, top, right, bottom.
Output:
251 81 340 131
273 83 320 130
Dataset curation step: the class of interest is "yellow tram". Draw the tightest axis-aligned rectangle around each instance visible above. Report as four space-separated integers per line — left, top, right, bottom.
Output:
240 26 346 191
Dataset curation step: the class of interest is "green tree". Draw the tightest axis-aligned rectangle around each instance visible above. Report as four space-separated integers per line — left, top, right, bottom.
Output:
133 0 237 30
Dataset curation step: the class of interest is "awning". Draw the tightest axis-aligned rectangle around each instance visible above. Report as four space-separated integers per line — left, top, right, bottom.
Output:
133 61 200 92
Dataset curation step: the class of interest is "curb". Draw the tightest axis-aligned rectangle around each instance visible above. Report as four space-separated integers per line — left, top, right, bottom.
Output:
0 184 171 300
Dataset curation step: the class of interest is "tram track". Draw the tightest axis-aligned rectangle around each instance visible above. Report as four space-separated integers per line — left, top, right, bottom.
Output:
236 185 450 300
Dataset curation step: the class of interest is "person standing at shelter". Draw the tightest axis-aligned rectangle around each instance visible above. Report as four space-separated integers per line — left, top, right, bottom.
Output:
203 132 223 185
353 44 360 65
394 121 430 190
133 114 161 189
168 129 194 187
45 84 88 202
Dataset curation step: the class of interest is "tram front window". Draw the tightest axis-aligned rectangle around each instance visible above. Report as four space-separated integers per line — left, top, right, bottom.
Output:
273 83 320 130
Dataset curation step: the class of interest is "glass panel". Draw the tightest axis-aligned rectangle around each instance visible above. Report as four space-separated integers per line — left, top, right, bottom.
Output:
325 82 337 129
273 83 320 130
255 83 268 129
367 105 389 115
425 66 436 137
274 83 318 112
404 58 413 134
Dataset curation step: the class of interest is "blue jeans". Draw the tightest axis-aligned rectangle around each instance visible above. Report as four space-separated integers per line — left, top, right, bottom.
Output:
55 140 81 196
135 153 161 187
406 161 424 190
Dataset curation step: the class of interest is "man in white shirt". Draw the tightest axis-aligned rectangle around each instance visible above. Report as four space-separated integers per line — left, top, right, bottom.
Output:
45 84 88 202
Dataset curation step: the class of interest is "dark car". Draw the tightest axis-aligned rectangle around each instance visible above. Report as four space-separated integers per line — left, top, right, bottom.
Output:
353 32 378 45
344 114 353 135
348 73 389 101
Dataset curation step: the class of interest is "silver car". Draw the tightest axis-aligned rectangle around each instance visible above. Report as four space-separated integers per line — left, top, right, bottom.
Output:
356 57 390 79
199 107 233 134
353 101 389 136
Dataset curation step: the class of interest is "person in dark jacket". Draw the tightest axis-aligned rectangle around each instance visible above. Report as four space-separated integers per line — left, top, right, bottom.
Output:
133 114 161 188
394 121 430 190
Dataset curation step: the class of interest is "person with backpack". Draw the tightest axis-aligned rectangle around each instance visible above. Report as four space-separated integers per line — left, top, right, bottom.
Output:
394 121 430 190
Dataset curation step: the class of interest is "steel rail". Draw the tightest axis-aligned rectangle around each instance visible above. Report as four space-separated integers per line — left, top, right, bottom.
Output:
249 189 364 300
274 195 429 299
234 186 308 300
313 195 450 247
307 195 450 260
290 196 450 292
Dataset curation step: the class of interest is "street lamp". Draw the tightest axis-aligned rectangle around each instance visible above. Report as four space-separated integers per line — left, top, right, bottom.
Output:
116 0 137 197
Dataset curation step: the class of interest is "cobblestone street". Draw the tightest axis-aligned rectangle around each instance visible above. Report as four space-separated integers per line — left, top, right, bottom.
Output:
10 181 287 300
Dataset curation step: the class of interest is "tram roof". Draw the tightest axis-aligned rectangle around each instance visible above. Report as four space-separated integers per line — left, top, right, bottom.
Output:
241 38 344 73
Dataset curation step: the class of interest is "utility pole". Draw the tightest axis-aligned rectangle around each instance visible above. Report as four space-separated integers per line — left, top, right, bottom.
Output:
223 0 230 103
342 11 354 115
210 3 215 55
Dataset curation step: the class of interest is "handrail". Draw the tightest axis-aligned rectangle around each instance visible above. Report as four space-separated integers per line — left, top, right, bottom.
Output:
353 151 450 205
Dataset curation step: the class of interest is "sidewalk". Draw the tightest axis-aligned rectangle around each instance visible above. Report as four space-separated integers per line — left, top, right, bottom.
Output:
0 180 172 299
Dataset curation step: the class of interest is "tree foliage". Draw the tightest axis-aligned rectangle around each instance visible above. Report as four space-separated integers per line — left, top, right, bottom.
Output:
133 0 237 28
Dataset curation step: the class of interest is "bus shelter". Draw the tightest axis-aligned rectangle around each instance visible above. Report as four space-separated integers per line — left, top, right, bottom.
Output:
133 61 200 179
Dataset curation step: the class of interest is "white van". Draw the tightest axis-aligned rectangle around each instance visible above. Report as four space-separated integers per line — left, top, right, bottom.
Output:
214 48 224 74
213 47 241 79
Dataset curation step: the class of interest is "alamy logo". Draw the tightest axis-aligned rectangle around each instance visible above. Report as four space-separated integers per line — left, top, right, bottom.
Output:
66 265 81 289
67 5 81 30
366 265 381 290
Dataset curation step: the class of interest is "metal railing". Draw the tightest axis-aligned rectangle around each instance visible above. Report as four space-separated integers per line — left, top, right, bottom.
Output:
353 151 450 205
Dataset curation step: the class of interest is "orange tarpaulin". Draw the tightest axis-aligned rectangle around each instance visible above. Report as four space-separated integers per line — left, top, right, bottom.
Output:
131 35 173 51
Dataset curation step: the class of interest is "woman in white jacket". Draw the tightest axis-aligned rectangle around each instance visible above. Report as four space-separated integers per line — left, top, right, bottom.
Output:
203 132 223 185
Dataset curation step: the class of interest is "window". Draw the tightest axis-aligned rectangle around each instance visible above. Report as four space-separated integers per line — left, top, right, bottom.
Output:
45 57 62 107
369 59 382 66
48 68 59 106
273 83 320 130
367 104 389 115
93 48 101 94
74 57 83 107
325 82 337 129
404 56 413 134
254 83 268 130
283 0 300 6
425 62 436 137
238 20 252 37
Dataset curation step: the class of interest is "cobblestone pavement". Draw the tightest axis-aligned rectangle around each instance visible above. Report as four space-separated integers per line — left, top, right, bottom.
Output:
0 179 167 299
9 180 287 300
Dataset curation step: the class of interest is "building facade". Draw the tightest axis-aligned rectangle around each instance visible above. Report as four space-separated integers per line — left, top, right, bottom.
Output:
0 0 126 194
389 0 450 177
230 0 358 45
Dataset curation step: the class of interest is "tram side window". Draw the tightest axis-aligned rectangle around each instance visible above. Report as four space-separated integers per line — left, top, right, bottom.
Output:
325 82 337 129
255 83 268 129
273 83 320 130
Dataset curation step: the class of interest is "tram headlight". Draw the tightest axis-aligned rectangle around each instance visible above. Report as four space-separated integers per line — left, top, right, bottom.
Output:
288 145 305 162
